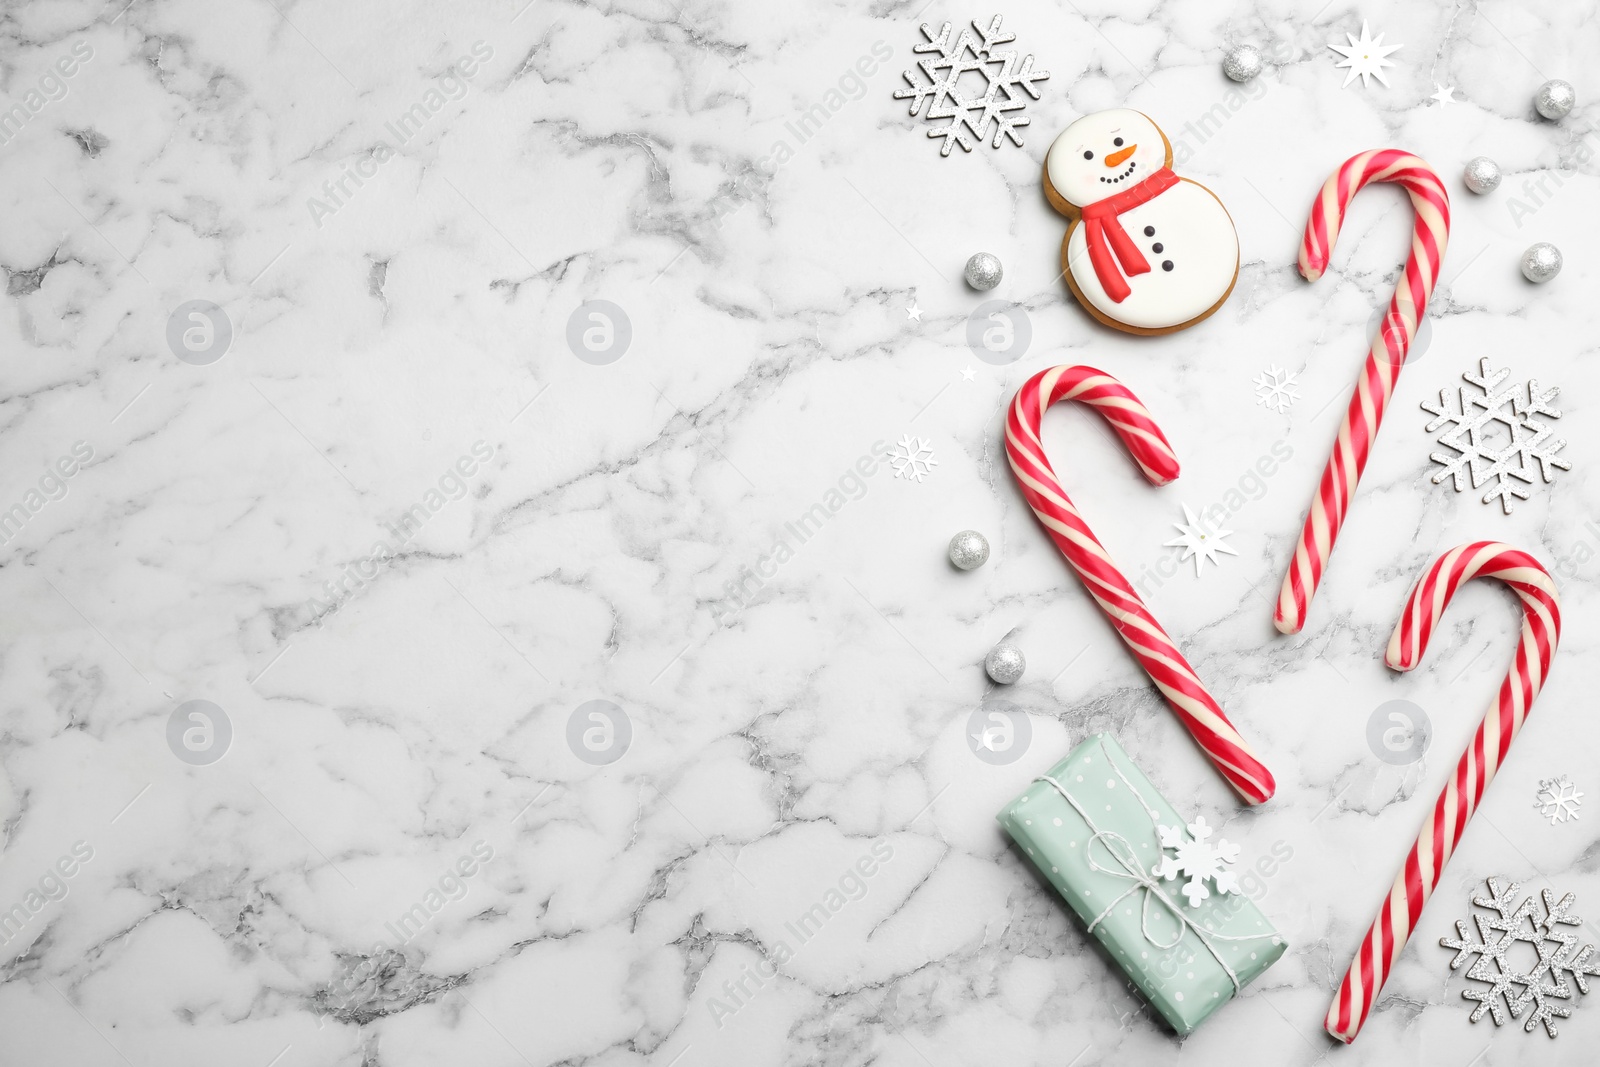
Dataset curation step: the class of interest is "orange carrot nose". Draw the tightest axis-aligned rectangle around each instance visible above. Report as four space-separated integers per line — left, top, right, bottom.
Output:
1104 144 1137 167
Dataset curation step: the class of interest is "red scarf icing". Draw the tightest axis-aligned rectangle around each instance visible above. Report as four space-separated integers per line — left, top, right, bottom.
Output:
1078 167 1179 303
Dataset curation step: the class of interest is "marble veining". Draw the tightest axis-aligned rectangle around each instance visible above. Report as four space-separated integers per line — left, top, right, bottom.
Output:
1 1 1599 1065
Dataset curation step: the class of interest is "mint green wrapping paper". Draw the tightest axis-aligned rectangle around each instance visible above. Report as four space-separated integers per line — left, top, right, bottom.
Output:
997 733 1287 1034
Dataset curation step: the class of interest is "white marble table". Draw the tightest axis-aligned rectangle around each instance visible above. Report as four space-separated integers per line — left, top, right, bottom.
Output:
2 1 1598 1064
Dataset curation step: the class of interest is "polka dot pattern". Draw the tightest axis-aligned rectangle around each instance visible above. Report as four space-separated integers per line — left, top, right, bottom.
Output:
994 733 1289 1030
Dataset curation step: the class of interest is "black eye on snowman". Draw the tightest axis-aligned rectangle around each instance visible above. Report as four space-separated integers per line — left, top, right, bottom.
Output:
1113 137 1124 146
1083 150 1094 160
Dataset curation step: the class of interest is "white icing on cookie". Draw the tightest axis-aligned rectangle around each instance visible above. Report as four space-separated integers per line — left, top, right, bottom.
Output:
1063 184 1239 330
1045 109 1171 208
1046 109 1239 332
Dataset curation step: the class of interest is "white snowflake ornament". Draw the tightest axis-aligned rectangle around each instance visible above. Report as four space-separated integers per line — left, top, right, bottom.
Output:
1253 364 1301 413
1328 21 1403 89
1151 815 1241 907
1535 776 1583 825
887 434 938 483
1422 358 1569 514
893 16 1050 156
1164 504 1238 576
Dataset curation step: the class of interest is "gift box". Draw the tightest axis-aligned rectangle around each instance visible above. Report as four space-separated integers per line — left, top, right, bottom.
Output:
997 733 1287 1034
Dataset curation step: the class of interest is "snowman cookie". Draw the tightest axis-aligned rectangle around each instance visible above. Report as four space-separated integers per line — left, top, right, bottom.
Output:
1043 109 1239 334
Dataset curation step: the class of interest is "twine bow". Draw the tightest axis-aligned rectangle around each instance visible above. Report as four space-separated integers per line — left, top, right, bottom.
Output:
1034 739 1272 994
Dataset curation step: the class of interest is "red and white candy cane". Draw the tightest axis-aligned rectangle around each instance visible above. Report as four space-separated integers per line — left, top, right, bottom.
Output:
1326 542 1561 1043
1005 365 1276 805
1275 150 1451 634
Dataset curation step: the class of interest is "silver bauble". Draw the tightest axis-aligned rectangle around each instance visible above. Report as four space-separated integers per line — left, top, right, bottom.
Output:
985 642 1025 685
1462 156 1502 195
1535 79 1575 120
1222 44 1264 83
948 530 991 571
1521 243 1562 283
964 252 1003 291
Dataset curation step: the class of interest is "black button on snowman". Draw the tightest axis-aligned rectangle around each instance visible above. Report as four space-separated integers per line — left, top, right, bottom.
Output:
1143 226 1172 269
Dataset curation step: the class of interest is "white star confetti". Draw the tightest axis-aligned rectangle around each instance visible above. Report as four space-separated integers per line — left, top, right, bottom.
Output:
970 721 1005 751
906 302 923 321
1329 21 1403 89
1164 504 1238 576
1431 85 1457 106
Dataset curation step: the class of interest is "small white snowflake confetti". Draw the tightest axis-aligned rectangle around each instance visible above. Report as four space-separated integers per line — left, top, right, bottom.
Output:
1253 364 1301 413
1163 504 1238 576
887 434 938 483
1440 877 1600 1038
1152 815 1240 907
1421 357 1569 514
893 16 1050 156
1535 777 1583 825
1328 21 1402 89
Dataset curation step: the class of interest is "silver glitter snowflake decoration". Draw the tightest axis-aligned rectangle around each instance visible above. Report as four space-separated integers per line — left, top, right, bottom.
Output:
1535 776 1584 825
1252 365 1301 413
887 434 938 483
1151 815 1240 907
1421 357 1569 514
1440 877 1600 1038
893 16 1050 156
